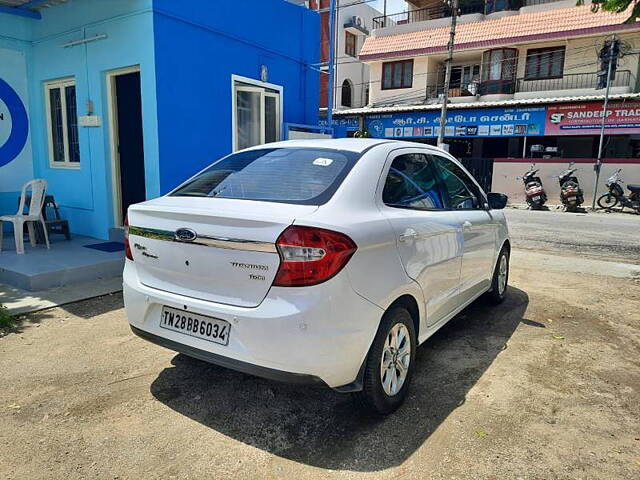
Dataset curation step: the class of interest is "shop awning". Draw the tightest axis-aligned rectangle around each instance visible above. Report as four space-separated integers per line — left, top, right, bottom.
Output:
0 0 67 19
333 92 640 116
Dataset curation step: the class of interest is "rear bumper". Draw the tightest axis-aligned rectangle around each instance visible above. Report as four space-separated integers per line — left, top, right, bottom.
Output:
123 261 383 389
130 325 324 386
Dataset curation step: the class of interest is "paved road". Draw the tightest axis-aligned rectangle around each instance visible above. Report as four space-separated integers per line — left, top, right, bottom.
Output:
505 208 640 264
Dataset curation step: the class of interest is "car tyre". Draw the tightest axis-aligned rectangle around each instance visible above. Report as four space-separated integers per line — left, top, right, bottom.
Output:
486 247 509 304
354 307 416 415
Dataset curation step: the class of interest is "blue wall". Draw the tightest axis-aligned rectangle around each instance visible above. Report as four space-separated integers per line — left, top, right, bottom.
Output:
152 0 320 192
0 15 34 222
0 0 158 239
1 0 320 240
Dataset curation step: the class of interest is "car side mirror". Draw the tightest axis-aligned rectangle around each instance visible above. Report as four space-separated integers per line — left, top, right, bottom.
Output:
487 192 508 210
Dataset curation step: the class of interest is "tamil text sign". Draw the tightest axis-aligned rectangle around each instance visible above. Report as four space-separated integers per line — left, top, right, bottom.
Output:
364 107 546 139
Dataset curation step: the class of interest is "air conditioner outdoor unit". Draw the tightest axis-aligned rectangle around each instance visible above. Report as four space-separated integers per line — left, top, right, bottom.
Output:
352 15 364 28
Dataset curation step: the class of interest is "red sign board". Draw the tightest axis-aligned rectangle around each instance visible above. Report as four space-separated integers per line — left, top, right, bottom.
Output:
545 101 640 136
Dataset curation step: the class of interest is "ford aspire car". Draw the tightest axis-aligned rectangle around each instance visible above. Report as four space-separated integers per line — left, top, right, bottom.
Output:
124 139 510 414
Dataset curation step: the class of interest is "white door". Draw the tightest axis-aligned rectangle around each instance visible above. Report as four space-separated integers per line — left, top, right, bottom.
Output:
380 150 463 326
430 154 498 304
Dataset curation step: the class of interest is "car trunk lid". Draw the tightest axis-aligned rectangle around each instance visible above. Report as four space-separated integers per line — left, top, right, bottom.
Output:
127 197 317 307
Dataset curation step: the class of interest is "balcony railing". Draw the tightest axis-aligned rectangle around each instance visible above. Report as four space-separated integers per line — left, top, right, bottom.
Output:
372 1 484 29
515 70 633 93
426 83 479 100
419 71 634 102
478 79 517 95
523 0 565 6
371 0 568 29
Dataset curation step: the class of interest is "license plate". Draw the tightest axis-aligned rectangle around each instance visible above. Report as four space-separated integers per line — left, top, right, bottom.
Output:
160 306 230 346
567 196 576 202
532 195 541 201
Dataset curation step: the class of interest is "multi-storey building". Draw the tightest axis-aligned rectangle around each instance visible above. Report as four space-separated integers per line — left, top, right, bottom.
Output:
334 0 640 202
292 0 382 111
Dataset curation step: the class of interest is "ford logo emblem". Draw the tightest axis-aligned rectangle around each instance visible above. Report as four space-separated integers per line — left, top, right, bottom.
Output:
175 228 197 242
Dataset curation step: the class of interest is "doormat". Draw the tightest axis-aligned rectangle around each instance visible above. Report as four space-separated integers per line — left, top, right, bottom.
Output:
83 242 125 253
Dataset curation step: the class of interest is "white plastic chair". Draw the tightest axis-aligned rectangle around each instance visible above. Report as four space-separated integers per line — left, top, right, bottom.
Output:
0 179 50 254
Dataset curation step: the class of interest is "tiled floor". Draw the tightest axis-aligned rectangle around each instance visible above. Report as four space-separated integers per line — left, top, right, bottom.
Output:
0 233 124 291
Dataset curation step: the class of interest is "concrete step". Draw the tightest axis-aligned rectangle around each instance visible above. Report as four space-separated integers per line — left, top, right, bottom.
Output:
0 234 124 291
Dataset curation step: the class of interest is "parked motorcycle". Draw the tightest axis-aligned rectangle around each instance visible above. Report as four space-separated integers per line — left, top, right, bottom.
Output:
597 169 640 214
522 163 547 209
557 162 584 212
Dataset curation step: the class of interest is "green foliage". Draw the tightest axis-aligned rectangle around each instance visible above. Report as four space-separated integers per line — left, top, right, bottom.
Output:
577 0 640 23
0 304 14 328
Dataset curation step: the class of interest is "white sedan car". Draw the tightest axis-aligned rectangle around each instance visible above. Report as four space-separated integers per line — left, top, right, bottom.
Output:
124 139 510 414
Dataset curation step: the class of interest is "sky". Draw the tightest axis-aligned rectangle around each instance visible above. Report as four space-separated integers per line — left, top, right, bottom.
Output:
372 0 408 15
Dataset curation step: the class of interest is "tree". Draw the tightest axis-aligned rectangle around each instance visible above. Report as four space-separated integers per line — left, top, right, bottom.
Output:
577 0 640 23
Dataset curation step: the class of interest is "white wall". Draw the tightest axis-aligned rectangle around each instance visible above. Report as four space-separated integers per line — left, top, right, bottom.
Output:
368 56 433 105
334 1 382 109
492 160 640 206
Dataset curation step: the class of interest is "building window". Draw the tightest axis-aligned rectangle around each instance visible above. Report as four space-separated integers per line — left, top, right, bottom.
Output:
341 79 353 107
345 31 357 57
449 64 480 95
480 48 518 95
382 60 413 90
233 77 282 151
45 78 80 167
485 0 519 14
525 47 565 80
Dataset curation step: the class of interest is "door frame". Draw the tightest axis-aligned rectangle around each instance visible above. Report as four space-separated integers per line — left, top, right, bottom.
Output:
230 74 283 152
106 65 141 227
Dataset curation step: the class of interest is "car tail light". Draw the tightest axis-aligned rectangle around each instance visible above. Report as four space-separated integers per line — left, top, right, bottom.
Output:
124 215 133 261
273 226 357 287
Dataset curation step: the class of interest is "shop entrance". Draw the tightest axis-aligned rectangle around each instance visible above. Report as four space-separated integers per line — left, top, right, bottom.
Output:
107 66 146 227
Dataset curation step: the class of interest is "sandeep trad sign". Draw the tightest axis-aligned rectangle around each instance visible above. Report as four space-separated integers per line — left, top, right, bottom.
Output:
546 101 640 136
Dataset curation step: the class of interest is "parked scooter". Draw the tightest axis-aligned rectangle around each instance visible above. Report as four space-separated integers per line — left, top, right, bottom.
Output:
597 169 640 214
522 163 547 209
557 162 584 212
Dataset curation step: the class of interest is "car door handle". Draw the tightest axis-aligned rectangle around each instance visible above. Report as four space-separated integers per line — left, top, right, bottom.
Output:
463 220 473 228
399 229 417 242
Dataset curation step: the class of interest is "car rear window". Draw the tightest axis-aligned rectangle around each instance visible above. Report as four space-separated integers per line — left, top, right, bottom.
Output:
171 148 360 205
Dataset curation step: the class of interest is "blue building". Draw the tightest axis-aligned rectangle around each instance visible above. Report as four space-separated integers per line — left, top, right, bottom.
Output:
0 0 319 239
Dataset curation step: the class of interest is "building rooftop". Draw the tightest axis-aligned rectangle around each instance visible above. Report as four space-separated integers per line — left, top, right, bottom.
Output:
360 5 640 61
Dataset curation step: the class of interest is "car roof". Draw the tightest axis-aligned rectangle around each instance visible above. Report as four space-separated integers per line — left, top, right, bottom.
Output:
244 138 450 155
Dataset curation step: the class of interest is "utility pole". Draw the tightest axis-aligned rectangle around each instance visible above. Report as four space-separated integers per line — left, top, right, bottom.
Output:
437 0 459 150
326 0 337 132
592 36 617 209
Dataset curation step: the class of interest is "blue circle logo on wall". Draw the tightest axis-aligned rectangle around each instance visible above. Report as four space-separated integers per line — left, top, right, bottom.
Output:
0 77 29 168
368 120 384 138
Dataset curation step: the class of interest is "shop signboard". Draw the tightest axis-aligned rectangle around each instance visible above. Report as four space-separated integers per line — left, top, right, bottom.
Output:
364 106 546 139
545 101 640 136
319 115 359 129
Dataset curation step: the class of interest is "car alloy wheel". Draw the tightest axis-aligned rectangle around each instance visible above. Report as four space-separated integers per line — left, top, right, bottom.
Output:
355 307 416 414
497 254 508 296
380 323 411 396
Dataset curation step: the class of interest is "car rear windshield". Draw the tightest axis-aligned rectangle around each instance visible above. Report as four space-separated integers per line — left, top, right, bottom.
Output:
171 148 360 205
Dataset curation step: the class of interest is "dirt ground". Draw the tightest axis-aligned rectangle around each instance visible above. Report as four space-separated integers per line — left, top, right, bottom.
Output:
1 215 640 479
